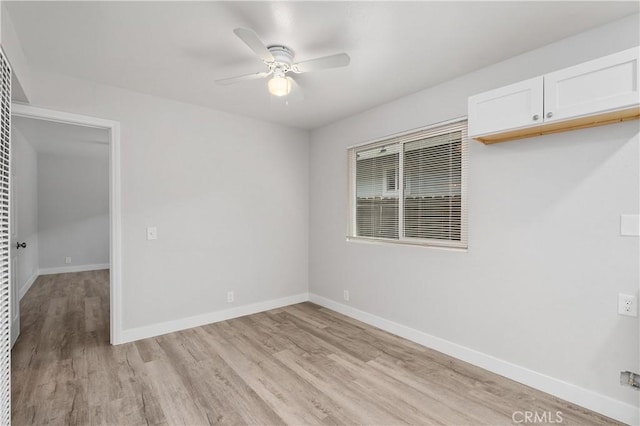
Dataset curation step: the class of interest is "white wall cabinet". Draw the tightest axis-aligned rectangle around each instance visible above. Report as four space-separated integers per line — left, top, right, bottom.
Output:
468 77 543 137
469 47 640 144
544 48 639 122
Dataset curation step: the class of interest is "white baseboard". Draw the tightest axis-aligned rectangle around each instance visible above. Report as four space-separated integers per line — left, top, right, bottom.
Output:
119 292 310 344
308 293 638 426
18 270 39 300
38 263 110 275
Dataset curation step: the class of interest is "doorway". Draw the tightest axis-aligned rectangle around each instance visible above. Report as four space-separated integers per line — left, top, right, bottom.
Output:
11 104 122 345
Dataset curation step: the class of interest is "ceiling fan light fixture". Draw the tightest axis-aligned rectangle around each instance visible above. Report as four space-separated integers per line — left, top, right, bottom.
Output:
268 74 292 97
215 28 350 102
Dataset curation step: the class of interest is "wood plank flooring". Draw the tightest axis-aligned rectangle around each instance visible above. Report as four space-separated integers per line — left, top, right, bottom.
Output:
12 271 619 425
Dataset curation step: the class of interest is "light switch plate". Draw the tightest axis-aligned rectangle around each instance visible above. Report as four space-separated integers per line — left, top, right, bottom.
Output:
620 214 640 236
146 227 158 240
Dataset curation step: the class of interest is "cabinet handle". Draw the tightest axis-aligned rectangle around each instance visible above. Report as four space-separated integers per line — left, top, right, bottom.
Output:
532 114 539 121
546 112 554 118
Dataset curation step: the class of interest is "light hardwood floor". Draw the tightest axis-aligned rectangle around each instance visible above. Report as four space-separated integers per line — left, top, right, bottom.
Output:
12 271 619 425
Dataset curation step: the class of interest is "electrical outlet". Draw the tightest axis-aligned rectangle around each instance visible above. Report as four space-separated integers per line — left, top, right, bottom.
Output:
227 291 234 303
618 293 637 317
65 257 71 264
343 290 350 302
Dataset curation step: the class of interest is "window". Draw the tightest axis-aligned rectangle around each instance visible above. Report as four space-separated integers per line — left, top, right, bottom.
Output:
382 164 398 196
348 119 468 248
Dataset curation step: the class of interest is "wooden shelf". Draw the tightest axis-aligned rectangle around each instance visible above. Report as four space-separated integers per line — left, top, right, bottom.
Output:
474 106 640 145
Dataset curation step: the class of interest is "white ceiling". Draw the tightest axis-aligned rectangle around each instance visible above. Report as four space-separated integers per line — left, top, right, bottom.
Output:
13 116 109 157
6 1 639 130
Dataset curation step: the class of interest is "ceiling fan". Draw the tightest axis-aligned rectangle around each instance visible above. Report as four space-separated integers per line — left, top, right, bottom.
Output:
215 28 350 98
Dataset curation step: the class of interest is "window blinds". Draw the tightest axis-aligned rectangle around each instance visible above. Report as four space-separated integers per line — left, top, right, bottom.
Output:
349 119 468 248
355 145 399 239
403 131 462 241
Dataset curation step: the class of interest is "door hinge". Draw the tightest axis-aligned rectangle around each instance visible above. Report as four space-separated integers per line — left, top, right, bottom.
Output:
620 371 640 390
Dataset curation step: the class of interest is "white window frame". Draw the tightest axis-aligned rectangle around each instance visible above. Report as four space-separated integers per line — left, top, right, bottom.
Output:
347 117 468 249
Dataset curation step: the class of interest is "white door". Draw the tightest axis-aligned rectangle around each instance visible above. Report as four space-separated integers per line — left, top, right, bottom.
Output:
0 48 12 425
544 47 640 122
10 172 19 347
467 76 543 137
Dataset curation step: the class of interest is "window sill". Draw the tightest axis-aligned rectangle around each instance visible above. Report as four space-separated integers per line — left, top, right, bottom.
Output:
346 236 468 252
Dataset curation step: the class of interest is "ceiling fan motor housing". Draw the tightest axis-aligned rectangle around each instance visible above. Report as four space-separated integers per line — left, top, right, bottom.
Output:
267 46 295 67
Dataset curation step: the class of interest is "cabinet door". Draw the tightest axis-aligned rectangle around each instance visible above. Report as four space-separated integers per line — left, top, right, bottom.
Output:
544 47 639 122
468 76 543 137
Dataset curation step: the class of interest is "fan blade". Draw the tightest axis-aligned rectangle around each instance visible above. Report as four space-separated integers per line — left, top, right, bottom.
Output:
287 77 304 102
215 71 271 86
233 28 275 62
293 53 350 73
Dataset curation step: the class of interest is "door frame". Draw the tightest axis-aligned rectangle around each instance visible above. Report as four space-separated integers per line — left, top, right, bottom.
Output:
12 103 123 345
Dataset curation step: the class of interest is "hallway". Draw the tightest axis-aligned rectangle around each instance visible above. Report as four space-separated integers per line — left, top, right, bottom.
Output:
12 270 110 424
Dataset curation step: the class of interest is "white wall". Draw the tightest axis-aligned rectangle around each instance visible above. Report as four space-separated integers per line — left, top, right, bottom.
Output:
11 126 38 296
309 12 639 417
37 152 109 270
1 3 31 102
25 70 310 332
